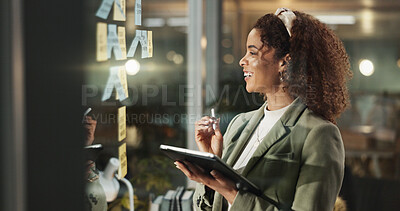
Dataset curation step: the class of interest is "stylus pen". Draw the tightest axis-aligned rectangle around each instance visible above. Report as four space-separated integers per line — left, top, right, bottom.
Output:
211 108 216 130
82 107 92 122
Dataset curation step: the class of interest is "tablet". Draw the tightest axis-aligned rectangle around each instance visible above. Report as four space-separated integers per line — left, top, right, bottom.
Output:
160 144 262 196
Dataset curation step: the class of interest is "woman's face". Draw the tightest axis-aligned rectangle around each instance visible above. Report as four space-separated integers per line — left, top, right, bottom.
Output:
239 28 282 95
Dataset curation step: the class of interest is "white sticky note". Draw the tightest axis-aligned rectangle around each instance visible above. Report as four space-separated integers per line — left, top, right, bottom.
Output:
135 0 142 26
117 26 127 60
95 0 114 20
127 32 140 58
118 143 127 179
127 30 150 58
147 31 153 58
115 66 128 100
113 0 126 21
118 106 126 141
96 22 108 61
101 66 128 102
107 24 123 60
140 30 148 58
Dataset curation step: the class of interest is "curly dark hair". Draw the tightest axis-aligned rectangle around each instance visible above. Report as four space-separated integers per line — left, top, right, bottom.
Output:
253 11 352 123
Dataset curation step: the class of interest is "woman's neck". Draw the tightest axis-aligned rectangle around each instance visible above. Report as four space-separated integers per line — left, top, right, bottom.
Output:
265 92 294 111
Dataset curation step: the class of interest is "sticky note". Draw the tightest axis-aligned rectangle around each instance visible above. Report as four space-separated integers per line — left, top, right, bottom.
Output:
127 30 151 58
96 22 108 61
140 30 148 58
117 26 127 60
107 24 124 60
115 66 128 100
118 143 127 179
135 0 142 26
127 34 139 58
113 0 126 21
102 66 128 102
147 31 153 58
118 106 126 141
95 0 114 20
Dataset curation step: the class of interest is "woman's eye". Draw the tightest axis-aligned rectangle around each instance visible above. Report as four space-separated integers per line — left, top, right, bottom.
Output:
250 52 256 55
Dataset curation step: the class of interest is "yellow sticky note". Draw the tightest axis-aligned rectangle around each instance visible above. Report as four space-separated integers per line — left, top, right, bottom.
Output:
118 106 126 141
147 31 153 58
118 143 127 179
117 26 127 60
113 0 126 21
115 66 128 100
96 22 108 61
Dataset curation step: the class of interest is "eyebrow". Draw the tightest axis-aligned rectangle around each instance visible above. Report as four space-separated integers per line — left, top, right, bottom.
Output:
247 45 259 49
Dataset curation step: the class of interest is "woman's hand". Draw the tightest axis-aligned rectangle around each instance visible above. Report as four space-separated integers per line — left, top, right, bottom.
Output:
175 161 238 204
83 116 97 146
195 116 223 157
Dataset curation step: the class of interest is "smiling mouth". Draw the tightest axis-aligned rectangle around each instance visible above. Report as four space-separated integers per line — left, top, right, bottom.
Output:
244 72 254 78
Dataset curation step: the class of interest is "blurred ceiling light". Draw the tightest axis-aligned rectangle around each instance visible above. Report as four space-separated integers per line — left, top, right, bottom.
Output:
166 51 176 61
143 18 165 27
223 54 234 64
359 59 374 76
167 17 188 27
201 36 207 49
221 39 232 48
362 0 374 7
173 54 184 64
315 15 356 25
361 10 374 34
125 59 140 75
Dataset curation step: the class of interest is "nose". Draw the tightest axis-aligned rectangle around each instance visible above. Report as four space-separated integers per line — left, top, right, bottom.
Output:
239 55 247 67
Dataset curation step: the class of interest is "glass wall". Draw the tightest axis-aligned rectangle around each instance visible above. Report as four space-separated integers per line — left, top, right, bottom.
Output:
83 0 190 210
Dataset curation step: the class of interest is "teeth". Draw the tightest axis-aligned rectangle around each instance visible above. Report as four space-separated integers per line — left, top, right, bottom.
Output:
244 72 253 77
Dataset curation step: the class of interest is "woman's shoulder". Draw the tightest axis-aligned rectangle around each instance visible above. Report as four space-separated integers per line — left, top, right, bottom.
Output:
297 107 339 131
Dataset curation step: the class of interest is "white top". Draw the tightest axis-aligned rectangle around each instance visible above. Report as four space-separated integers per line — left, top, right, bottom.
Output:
233 104 290 172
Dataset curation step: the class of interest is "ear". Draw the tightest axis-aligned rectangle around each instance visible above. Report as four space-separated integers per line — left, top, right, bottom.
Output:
281 54 290 66
279 54 290 70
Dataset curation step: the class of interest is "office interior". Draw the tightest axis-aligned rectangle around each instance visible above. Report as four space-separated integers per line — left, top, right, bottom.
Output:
2 0 400 210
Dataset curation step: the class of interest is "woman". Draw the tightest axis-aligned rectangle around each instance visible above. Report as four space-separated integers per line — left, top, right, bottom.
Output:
175 8 352 211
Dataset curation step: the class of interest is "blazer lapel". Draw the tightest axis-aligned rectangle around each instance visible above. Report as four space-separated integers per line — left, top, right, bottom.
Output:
224 102 267 167
242 98 307 176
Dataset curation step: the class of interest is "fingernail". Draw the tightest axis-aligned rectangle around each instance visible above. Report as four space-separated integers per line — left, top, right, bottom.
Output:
210 171 216 176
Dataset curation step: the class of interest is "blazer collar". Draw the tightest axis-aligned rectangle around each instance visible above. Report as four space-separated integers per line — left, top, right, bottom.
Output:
241 98 306 176
224 102 266 166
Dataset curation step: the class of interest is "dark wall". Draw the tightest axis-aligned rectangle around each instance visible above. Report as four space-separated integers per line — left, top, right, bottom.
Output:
24 0 85 210
1 0 14 210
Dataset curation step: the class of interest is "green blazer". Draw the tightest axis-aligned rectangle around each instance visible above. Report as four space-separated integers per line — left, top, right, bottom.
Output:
193 98 344 211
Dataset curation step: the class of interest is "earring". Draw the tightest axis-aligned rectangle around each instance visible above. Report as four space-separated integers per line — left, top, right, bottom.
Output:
279 71 284 82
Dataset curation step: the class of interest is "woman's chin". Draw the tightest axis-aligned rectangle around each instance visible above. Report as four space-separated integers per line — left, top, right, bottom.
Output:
245 86 253 93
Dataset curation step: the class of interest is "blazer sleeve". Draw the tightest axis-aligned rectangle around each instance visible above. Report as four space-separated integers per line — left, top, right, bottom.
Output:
291 123 345 211
193 184 214 211
230 123 344 211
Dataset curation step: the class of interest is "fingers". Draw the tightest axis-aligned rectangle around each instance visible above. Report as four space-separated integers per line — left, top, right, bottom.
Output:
213 118 222 135
195 117 213 130
175 161 209 184
210 170 225 183
83 116 97 125
195 117 219 133
175 161 193 178
210 170 237 192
